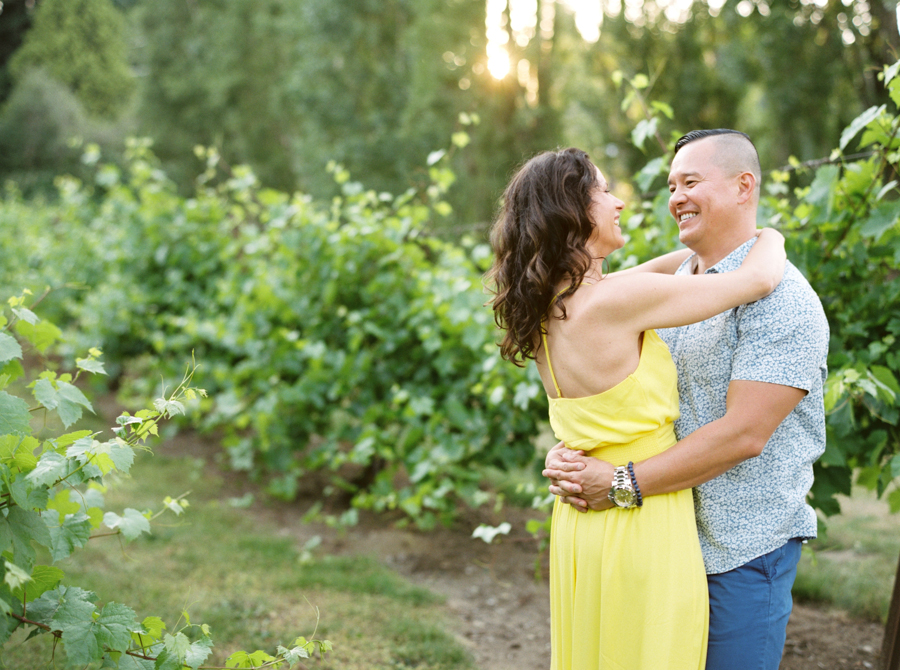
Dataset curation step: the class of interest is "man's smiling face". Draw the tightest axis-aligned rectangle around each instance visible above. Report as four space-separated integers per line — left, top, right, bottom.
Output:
667 137 740 251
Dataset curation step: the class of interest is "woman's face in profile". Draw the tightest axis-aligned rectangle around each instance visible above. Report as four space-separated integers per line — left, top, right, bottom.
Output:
586 167 626 254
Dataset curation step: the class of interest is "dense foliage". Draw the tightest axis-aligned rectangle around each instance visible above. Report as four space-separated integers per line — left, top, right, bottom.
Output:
0 129 547 529
2 63 900 531
0 296 330 668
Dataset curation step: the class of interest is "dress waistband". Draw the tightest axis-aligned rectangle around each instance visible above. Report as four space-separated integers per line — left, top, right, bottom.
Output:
576 424 677 463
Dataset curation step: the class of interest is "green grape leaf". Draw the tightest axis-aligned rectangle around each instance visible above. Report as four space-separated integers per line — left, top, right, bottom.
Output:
891 453 900 479
105 440 135 473
0 333 22 365
164 631 191 660
12 564 64 603
226 650 277 668
55 430 93 449
86 506 104 529
8 506 52 566
0 434 39 473
0 606 19 644
103 509 150 541
118 654 156 670
3 561 32 592
0 359 23 385
635 156 666 193
0 516 11 556
47 489 82 517
840 104 886 150
28 585 96 629
14 319 61 353
67 437 134 475
55 617 104 664
43 510 92 561
78 486 105 512
153 398 186 418
153 647 184 670
6 476 49 511
0 391 31 436
55 382 94 429
93 602 138 653
860 200 900 241
11 307 38 325
888 487 900 514
185 635 214 669
75 357 107 375
26 452 71 488
139 615 166 642
32 378 58 410
277 643 310 662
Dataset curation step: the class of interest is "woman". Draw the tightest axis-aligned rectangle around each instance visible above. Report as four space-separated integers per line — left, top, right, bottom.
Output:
485 148 785 669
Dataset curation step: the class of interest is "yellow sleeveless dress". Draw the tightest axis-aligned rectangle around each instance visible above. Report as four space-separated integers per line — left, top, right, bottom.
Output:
544 329 708 670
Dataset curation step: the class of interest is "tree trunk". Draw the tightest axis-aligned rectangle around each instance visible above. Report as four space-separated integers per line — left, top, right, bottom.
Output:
883 550 900 670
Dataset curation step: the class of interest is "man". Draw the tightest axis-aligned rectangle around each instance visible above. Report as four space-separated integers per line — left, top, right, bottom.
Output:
542 129 829 670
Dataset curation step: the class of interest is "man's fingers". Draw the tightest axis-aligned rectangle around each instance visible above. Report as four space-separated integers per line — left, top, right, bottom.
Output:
549 481 582 496
561 495 589 511
543 459 585 473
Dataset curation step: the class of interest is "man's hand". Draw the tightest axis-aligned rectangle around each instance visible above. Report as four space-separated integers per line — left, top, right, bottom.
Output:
542 441 616 512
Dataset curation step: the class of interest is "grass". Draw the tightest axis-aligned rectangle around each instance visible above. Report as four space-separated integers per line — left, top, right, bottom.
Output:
793 485 900 622
2 446 475 670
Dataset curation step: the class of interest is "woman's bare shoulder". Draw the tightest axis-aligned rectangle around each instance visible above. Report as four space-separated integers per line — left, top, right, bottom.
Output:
550 277 648 336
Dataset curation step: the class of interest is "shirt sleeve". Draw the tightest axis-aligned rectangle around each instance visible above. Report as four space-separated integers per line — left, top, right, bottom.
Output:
730 268 828 392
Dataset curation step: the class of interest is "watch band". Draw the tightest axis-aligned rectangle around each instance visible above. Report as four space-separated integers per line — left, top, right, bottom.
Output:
608 465 636 508
627 461 643 507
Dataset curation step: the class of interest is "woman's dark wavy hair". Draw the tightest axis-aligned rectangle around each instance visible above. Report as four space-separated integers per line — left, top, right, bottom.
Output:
485 147 600 366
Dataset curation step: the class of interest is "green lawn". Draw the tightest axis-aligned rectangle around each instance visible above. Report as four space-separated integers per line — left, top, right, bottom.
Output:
2 446 475 669
794 486 900 622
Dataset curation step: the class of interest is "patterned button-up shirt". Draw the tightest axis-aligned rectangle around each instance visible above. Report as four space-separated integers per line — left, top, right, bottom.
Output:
657 238 829 574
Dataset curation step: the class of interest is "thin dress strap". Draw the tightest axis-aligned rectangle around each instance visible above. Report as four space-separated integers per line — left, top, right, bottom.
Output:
541 283 590 399
541 329 564 398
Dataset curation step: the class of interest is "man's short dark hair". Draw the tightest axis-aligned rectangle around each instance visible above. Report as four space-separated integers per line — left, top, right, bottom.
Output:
674 129 753 154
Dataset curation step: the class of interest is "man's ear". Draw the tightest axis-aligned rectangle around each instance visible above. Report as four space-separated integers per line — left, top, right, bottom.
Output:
736 171 756 204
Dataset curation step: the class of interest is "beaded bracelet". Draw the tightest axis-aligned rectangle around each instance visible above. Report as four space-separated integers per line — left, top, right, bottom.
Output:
627 461 643 507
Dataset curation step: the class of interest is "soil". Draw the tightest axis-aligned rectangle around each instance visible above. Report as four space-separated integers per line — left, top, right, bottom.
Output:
153 426 887 670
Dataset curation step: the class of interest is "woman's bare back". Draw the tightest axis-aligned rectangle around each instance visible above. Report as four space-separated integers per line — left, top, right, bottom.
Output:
535 282 645 400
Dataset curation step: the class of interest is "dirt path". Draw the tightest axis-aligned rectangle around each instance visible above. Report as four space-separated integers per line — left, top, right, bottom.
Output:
155 426 887 670
262 490 887 670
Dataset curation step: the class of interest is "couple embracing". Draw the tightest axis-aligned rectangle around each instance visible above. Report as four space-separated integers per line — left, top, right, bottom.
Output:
487 130 828 670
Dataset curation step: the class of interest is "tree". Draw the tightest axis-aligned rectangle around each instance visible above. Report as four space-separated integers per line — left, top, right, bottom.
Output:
135 0 561 226
0 69 86 178
136 0 305 191
0 0 38 105
8 0 134 118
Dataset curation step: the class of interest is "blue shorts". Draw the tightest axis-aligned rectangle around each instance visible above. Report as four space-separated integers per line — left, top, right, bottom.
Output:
705 538 803 670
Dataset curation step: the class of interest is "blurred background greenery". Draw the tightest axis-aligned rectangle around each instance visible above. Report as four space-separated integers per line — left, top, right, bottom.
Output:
1 4 900 662
1 0 897 232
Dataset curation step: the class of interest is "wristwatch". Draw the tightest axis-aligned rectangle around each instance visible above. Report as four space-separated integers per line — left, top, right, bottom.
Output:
608 465 637 508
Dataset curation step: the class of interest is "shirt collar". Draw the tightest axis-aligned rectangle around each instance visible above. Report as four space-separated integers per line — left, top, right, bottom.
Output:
677 237 757 275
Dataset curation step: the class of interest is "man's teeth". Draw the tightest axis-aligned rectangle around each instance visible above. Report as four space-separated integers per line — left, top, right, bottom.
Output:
679 213 696 222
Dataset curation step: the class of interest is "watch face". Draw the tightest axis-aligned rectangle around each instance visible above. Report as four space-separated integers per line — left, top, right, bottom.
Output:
613 489 635 506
